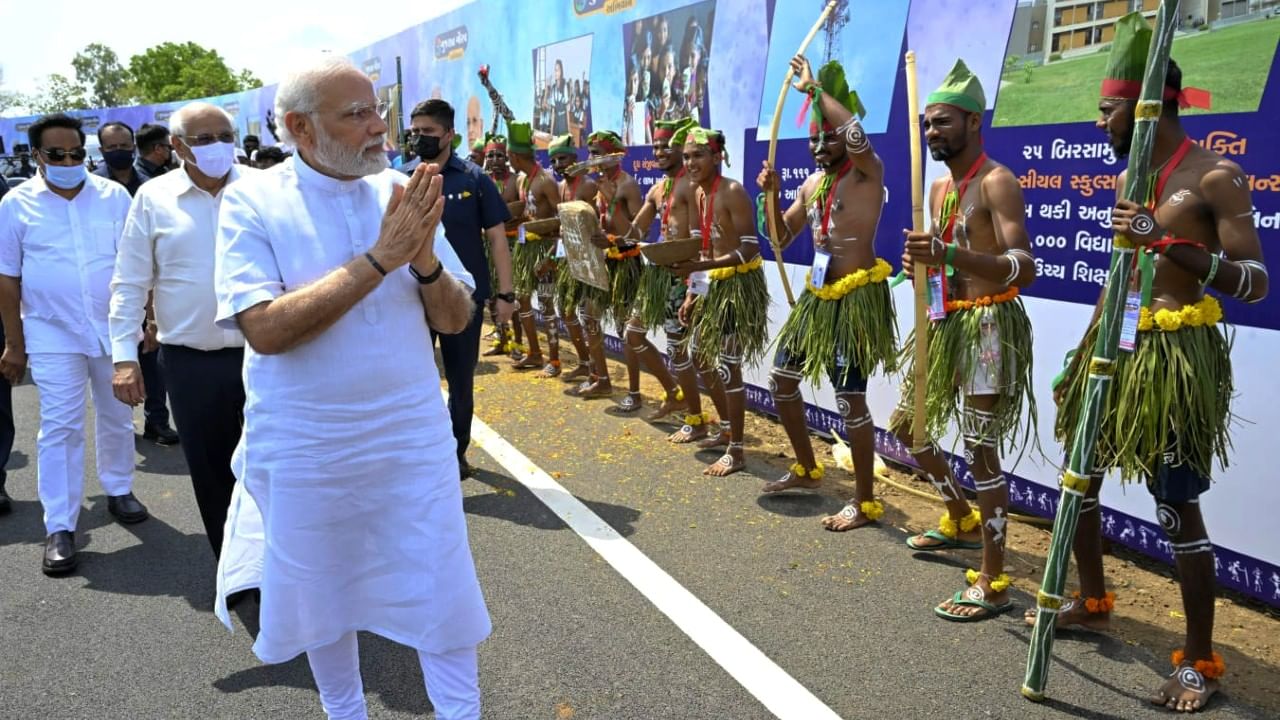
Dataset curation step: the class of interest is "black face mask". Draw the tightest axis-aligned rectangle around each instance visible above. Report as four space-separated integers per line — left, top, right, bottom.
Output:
413 134 443 161
103 149 135 170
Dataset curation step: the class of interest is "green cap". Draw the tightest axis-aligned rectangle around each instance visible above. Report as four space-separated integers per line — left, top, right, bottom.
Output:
1100 12 1151 98
483 133 507 149
926 58 986 114
655 117 696 146
507 120 534 154
685 127 729 165
547 134 576 157
470 138 485 152
586 129 624 153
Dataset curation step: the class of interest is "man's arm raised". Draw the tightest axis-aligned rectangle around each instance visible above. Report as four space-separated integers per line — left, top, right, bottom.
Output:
757 161 810 252
794 54 883 180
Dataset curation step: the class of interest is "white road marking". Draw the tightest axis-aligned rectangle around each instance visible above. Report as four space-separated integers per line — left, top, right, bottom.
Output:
470 416 844 720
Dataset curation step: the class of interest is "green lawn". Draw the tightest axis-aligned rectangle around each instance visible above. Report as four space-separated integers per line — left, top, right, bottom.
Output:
993 17 1280 127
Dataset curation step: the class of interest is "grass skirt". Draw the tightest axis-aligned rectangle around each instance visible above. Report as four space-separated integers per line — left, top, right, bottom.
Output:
1055 322 1233 483
896 297 1037 455
608 255 643 323
512 238 556 297
636 262 683 330
554 259 584 314
775 281 898 387
694 267 770 367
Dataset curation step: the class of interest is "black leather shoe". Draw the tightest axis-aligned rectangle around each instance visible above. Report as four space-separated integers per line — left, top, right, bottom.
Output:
143 423 180 446
0 487 11 515
107 493 150 524
459 458 473 481
42 531 77 575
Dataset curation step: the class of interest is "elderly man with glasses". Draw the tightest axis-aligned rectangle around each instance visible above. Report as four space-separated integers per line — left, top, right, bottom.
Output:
0 113 146 575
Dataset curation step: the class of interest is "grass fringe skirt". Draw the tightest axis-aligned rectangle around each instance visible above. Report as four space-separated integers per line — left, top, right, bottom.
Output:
554 259 584 313
636 262 682 330
512 239 556 296
775 281 898 387
897 297 1037 456
1055 322 1233 483
694 267 770 367
607 255 643 323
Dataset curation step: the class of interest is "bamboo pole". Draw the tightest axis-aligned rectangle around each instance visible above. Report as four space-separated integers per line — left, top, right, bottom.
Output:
764 0 836 308
1022 0 1181 701
904 51 928 451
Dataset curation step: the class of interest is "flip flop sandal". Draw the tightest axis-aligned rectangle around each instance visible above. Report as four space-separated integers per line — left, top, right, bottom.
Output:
539 363 562 378
577 383 613 399
906 529 984 552
616 392 643 413
934 587 1013 623
512 357 543 370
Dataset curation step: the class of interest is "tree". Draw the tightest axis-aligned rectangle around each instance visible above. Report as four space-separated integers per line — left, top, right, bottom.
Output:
72 43 133 107
128 42 261 104
27 74 89 114
0 65 28 115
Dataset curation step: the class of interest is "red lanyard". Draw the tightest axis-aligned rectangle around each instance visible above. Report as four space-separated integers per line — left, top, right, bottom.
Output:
521 164 540 203
597 168 622 226
563 176 581 203
1152 137 1193 211
660 167 686 235
699 176 721 253
938 152 987 245
820 160 852 238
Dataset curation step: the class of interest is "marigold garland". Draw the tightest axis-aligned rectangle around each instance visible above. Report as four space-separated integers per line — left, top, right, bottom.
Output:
525 231 543 242
944 286 1019 313
788 463 825 481
1137 295 1223 333
505 229 519 239
804 258 893 300
938 509 983 539
685 411 711 427
1172 650 1226 680
708 254 764 281
606 245 643 261
965 569 1012 593
859 499 885 521
1073 590 1116 614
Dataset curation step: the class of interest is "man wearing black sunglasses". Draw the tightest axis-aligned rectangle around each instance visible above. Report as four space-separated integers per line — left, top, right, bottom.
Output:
0 113 147 575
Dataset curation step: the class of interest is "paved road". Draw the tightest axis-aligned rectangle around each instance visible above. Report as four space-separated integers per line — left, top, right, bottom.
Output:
0 362 1270 719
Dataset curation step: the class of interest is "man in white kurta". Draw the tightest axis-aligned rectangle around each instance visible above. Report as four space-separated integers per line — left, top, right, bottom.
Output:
212 57 490 720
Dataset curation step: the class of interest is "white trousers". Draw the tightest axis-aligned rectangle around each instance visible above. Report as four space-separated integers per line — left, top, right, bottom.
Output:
29 353 136 533
306 632 480 720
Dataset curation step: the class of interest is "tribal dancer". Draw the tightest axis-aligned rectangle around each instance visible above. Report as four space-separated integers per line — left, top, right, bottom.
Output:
892 60 1037 622
612 117 698 423
481 133 525 358
506 121 560 372
469 137 486 166
756 57 897 523
546 134 594 380
670 128 768 476
1032 14 1263 713
581 129 647 407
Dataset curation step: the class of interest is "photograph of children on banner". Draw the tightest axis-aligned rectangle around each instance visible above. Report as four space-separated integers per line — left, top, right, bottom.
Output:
533 34 594 146
622 0 716 146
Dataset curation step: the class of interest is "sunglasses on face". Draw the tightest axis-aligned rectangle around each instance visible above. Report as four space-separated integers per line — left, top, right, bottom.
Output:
39 147 88 162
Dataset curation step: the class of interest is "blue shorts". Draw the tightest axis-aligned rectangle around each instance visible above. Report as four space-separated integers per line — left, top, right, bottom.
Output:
1147 455 1212 503
772 344 869 395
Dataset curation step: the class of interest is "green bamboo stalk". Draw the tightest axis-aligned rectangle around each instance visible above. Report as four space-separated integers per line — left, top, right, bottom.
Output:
1022 0 1181 701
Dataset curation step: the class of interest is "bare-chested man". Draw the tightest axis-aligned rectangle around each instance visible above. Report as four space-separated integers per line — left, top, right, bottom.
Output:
481 134 526 358
892 59 1037 622
506 121 560 372
1029 15 1265 713
670 128 768 477
755 57 898 525
545 134 594 380
610 117 698 422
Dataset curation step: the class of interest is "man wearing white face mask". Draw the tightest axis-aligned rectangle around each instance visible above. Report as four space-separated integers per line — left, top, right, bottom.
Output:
110 102 254 563
0 113 145 575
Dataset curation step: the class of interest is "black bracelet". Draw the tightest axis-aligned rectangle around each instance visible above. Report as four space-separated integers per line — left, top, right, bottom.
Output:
408 260 445 284
364 252 388 276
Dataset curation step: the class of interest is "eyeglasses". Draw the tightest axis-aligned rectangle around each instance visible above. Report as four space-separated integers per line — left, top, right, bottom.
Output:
38 147 88 162
178 132 236 147
317 101 390 126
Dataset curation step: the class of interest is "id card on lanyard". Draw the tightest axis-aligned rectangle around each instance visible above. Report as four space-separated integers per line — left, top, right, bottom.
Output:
689 271 711 296
927 272 947 320
517 225 527 245
811 248 832 288
1118 289 1141 352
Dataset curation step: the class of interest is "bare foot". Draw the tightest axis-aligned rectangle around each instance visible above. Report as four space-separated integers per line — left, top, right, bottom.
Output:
564 363 591 381
645 390 687 421
760 470 822 494
1022 599 1111 632
668 422 710 443
1152 666 1220 713
512 355 544 370
696 429 731 450
703 447 745 476
820 501 878 531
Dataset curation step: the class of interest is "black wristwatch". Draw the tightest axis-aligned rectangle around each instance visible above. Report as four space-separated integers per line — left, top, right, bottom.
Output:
494 291 516 303
408 260 444 284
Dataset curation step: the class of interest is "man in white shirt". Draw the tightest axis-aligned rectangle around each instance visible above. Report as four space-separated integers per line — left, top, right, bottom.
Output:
0 113 146 576
110 102 253 562
213 56 490 720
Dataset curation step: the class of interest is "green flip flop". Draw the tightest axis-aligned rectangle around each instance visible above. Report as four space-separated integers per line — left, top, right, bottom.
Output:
934 589 1013 623
906 529 983 552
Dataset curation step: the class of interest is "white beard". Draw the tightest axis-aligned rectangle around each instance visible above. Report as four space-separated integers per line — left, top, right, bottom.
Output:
314 125 389 177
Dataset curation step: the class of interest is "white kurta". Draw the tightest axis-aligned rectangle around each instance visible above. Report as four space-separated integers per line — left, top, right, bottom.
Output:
212 155 491 663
